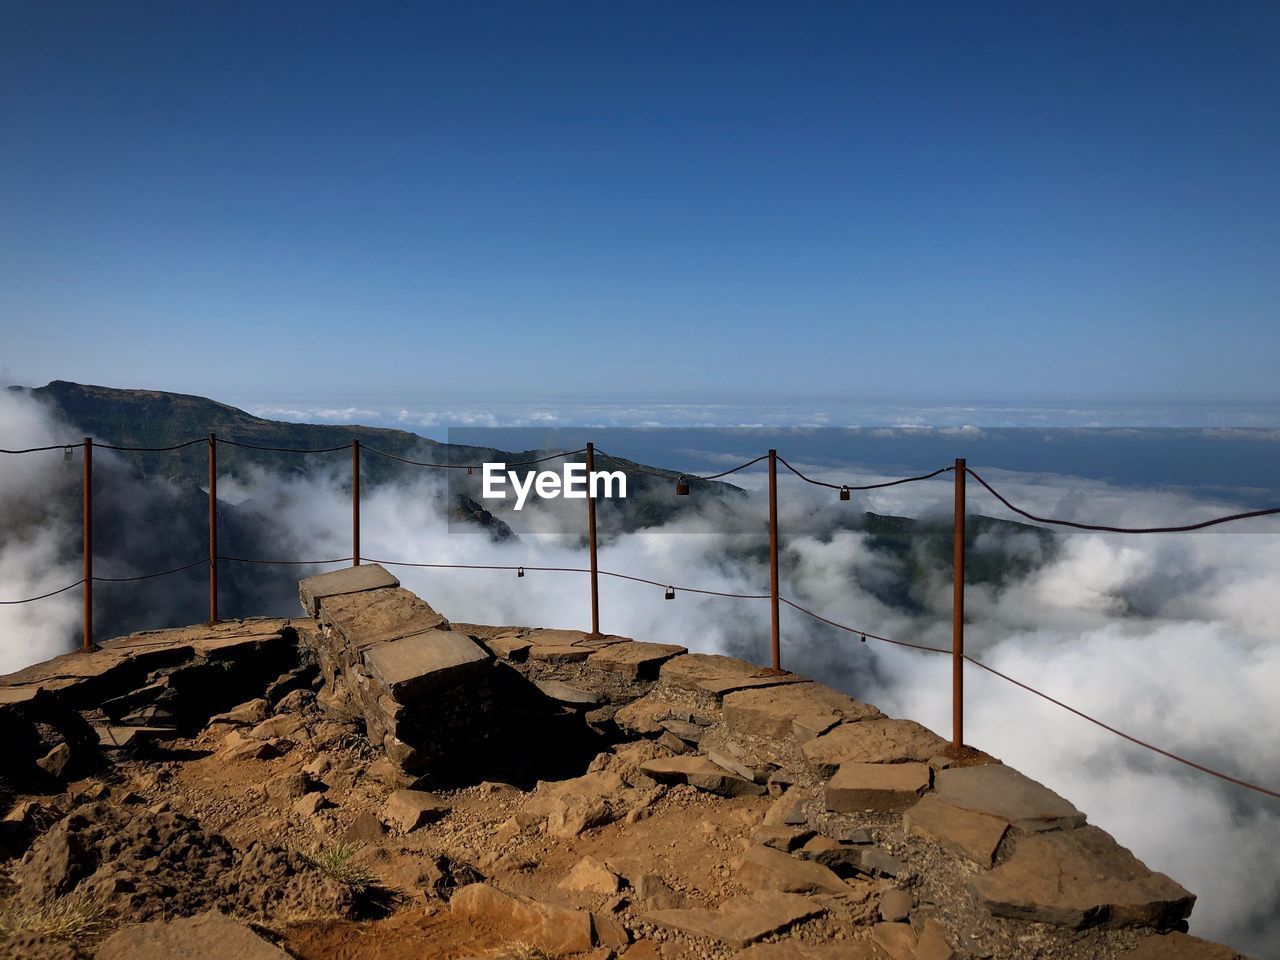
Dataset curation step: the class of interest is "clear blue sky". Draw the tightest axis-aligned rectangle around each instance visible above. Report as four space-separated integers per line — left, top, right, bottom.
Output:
1 2 1277 408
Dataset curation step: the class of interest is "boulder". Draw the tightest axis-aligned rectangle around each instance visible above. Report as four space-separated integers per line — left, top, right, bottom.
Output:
341 811 385 845
933 763 1085 833
384 789 450 832
825 762 931 813
560 856 622 895
35 742 73 778
264 771 312 803
878 888 912 922
635 873 685 909
971 825 1195 929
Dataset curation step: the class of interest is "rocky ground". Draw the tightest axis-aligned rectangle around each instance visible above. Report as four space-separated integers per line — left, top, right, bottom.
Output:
0 566 1252 959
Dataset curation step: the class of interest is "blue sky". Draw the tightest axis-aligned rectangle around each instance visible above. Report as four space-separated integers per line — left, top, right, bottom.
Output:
2 2 1278 413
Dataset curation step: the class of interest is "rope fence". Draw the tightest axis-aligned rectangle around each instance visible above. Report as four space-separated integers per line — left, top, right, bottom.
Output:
2 433 1279 802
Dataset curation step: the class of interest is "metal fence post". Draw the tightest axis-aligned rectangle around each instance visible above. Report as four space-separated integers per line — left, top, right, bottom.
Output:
768 448 781 672
208 433 218 623
82 437 92 652
952 457 966 750
585 442 600 636
352 439 361 566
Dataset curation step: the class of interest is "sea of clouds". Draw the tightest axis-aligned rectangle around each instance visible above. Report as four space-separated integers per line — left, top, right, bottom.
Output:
2 388 1279 957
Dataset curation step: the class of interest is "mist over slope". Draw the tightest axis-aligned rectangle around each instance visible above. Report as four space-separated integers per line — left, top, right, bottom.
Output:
1 386 1279 956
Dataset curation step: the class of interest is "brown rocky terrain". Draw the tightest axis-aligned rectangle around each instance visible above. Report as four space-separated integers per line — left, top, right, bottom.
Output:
0 565 1252 959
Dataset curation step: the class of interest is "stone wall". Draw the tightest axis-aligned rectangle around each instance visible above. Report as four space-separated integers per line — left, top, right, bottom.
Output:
298 565 494 775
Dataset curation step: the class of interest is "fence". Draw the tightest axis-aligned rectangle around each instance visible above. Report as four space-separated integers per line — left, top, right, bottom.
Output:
3 433 1279 801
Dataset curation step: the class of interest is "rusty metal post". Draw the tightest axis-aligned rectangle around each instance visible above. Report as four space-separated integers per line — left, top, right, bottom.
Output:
82 437 92 652
768 448 781 672
952 458 966 750
352 439 361 566
208 433 218 623
585 442 600 636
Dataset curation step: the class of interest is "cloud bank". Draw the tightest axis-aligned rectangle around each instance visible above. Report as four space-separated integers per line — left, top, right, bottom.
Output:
1 401 1278 956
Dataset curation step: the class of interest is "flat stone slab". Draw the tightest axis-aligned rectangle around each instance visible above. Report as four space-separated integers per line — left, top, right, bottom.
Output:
319 587 449 649
723 683 882 741
699 673 812 697
95 725 179 749
522 628 628 648
534 679 605 706
738 844 851 896
933 763 1086 832
299 563 399 615
971 825 1195 929
825 761 931 813
640 755 764 797
904 793 1009 866
97 911 292 960
362 628 489 703
587 641 687 680
527 644 593 663
659 653 764 690
185 628 293 661
482 634 534 660
451 882 594 955
1121 932 1244 959
733 942 882 960
871 921 918 959
802 719 949 775
645 892 826 948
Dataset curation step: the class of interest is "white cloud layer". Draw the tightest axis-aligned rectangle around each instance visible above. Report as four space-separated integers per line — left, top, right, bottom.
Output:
1 401 1278 956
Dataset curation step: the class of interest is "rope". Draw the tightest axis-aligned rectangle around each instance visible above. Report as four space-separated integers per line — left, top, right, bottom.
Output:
963 654 1280 801
779 597 952 654
214 438 351 454
965 467 1280 533
96 439 208 452
0 444 75 455
360 557 772 598
593 449 768 481
218 555 352 565
363 446 588 469
93 558 210 582
777 456 953 491
0 579 86 604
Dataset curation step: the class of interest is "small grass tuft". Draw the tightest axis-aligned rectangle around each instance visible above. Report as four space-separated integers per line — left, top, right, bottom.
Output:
0 892 113 942
299 841 376 890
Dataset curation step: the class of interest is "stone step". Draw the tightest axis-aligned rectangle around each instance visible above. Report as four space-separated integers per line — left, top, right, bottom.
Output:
970 825 1195 929
932 763 1085 833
